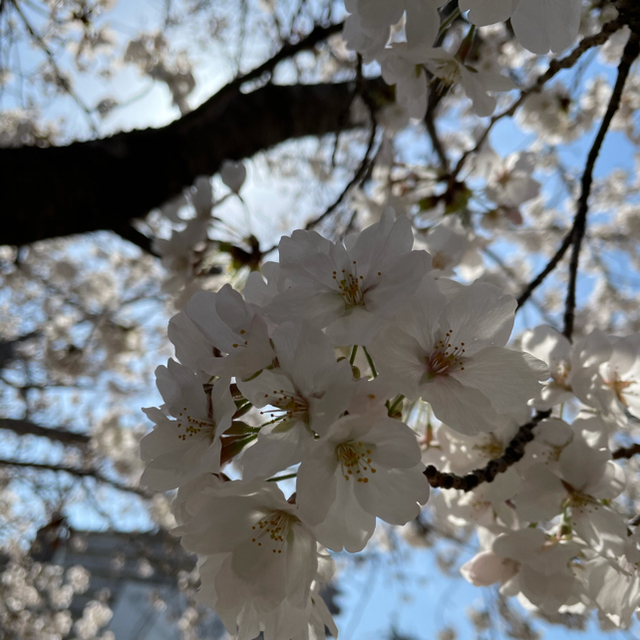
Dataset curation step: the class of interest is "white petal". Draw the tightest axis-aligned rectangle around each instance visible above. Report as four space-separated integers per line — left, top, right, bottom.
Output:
452 347 548 414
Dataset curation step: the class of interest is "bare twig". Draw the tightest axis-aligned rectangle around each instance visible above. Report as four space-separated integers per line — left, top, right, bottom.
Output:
10 0 98 134
305 71 379 231
563 31 640 340
213 21 344 107
424 411 551 491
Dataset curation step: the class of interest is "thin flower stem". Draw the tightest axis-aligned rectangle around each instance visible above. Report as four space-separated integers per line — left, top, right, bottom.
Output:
363 345 378 378
388 394 405 415
350 345 358 365
438 7 460 35
266 472 298 482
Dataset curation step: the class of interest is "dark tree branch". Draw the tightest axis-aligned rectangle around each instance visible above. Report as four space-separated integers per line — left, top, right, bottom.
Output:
562 32 640 340
425 88 449 172
0 458 151 498
612 442 640 460
424 411 551 492
516 228 573 309
213 21 344 106
0 418 90 447
1 21 392 250
1 78 387 249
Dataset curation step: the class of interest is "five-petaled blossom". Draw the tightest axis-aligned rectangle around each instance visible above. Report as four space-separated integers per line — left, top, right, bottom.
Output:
371 276 548 435
140 360 235 491
297 414 430 552
266 211 432 346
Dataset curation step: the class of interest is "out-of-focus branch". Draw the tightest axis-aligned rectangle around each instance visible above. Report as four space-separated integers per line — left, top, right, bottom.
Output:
304 57 379 231
0 458 151 498
612 443 640 460
516 229 573 309
0 418 90 447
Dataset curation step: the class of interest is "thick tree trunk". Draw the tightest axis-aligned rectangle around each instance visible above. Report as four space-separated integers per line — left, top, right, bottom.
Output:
1 79 385 248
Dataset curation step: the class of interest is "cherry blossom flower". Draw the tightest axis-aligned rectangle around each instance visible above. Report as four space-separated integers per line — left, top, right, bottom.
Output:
296 413 430 552
581 539 640 628
490 528 582 614
197 553 337 640
483 151 541 208
415 216 475 276
344 0 448 55
176 477 326 613
515 434 626 556
371 277 548 435
267 212 431 346
186 284 275 379
237 322 355 480
140 360 235 491
420 47 514 117
461 0 582 54
521 324 574 409
571 332 640 421
460 550 519 587
379 44 513 118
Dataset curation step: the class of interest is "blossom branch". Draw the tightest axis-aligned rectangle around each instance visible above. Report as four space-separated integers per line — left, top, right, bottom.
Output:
452 18 623 180
424 411 551 491
562 31 640 340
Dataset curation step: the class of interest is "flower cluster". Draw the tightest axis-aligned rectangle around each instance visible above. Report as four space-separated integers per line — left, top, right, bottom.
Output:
343 0 582 119
142 212 551 639
427 323 640 627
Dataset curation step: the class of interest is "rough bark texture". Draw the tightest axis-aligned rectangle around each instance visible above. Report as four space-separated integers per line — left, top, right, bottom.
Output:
2 78 386 248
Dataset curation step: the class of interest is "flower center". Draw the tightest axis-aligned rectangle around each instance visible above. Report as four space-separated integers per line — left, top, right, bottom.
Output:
473 434 503 459
424 330 466 380
250 510 299 554
260 388 310 423
431 252 448 271
176 406 217 441
434 59 461 85
606 372 635 407
552 359 571 390
332 260 382 309
335 440 377 483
